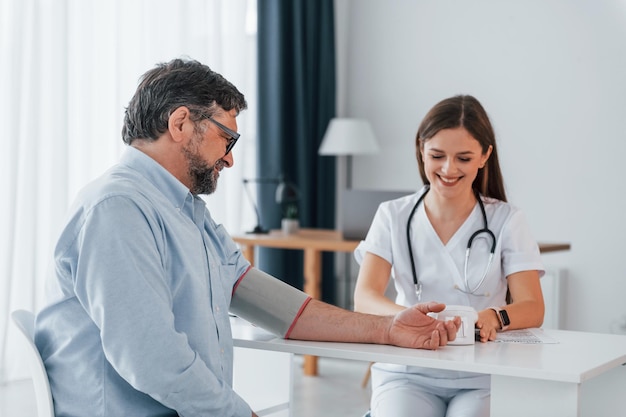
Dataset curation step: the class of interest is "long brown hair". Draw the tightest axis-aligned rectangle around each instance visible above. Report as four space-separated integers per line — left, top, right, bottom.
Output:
415 95 507 202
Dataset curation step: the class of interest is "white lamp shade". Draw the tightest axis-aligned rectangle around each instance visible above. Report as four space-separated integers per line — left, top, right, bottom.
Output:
318 118 380 155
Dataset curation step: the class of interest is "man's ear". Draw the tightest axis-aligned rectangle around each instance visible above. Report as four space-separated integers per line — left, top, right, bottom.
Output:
168 106 193 143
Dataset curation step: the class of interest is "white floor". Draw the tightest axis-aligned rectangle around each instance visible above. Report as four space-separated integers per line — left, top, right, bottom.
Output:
0 356 371 417
292 356 371 417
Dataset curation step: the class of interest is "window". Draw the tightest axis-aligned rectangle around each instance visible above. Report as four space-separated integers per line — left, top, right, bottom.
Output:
0 0 257 382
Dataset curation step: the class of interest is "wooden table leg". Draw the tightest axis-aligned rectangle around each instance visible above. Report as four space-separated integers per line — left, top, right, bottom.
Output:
241 245 255 267
303 249 322 376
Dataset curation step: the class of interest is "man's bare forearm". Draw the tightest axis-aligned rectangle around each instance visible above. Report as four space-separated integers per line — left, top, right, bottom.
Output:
287 299 392 344
287 299 460 350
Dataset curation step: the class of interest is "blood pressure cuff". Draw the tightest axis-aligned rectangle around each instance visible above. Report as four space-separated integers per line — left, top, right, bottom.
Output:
230 267 311 338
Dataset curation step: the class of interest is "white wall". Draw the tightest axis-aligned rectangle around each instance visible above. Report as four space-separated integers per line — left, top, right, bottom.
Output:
335 0 626 333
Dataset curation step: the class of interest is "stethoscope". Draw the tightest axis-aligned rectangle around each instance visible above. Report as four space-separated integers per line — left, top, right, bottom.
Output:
406 185 496 300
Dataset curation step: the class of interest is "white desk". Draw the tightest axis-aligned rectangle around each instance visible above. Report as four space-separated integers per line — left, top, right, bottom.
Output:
231 318 626 417
232 230 571 377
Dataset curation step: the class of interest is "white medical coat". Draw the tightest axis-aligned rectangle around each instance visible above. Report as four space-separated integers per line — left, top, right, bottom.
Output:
354 186 545 387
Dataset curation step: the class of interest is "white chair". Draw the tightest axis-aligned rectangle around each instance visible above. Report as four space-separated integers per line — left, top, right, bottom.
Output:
11 309 55 417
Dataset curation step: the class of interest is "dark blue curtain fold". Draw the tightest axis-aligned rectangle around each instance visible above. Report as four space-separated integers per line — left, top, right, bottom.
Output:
256 0 337 303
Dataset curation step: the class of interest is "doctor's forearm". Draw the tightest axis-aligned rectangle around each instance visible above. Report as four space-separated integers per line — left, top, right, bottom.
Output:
480 300 544 332
504 271 545 329
504 300 545 329
353 288 405 316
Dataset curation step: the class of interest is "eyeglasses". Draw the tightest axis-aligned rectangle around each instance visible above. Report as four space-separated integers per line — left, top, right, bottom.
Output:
198 113 240 156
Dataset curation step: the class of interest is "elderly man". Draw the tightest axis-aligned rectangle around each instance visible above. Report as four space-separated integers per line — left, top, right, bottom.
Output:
35 58 459 417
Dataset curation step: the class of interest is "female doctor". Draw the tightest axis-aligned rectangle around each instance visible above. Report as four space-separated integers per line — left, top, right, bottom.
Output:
353 95 545 417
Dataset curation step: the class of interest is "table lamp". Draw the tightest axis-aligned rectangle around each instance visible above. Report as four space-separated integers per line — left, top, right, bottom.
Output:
242 176 300 234
318 118 380 306
318 118 380 188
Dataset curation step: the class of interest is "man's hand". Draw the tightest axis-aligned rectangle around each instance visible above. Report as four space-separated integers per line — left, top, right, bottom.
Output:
386 302 460 350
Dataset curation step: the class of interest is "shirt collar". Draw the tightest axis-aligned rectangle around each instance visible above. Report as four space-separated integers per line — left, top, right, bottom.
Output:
120 146 192 210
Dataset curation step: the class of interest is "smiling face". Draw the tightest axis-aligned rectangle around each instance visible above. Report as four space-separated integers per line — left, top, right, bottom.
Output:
420 127 492 200
415 95 507 202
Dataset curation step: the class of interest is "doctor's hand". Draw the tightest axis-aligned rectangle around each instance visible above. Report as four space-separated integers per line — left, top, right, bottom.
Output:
475 309 501 342
387 302 460 350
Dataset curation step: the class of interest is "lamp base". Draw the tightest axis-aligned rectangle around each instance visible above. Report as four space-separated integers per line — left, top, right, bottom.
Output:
247 225 269 234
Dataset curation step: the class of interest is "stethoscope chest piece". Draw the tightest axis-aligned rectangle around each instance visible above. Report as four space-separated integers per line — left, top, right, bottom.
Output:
414 282 423 300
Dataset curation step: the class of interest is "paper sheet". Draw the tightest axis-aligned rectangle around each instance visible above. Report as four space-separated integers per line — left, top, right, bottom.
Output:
492 328 559 344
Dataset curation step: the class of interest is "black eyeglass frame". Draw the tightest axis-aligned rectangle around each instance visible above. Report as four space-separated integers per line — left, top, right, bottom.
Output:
197 112 241 156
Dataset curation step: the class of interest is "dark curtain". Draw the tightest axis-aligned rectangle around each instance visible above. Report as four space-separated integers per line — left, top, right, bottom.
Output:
256 0 337 303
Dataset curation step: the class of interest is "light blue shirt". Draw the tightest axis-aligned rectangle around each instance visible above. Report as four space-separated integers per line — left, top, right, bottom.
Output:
35 147 252 417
